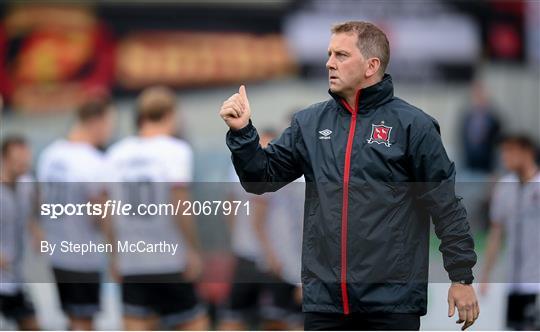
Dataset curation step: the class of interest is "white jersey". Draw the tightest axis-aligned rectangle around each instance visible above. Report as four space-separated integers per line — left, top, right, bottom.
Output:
107 135 193 276
36 140 107 271
490 172 540 294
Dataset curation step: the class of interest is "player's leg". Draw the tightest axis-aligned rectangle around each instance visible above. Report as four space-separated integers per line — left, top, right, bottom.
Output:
506 292 538 330
0 291 39 330
154 279 209 330
53 268 100 330
260 281 300 330
289 285 304 330
217 257 262 330
17 316 39 331
217 281 259 330
121 278 158 330
218 282 261 330
174 312 210 330
123 315 159 330
68 316 93 330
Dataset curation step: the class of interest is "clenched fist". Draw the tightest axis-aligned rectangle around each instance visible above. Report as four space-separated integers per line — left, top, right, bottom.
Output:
219 85 251 131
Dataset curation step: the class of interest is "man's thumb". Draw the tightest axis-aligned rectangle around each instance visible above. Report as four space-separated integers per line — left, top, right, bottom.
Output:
448 296 455 317
239 85 248 103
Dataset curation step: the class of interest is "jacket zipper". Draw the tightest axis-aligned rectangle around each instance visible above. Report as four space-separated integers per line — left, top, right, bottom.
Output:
339 89 361 315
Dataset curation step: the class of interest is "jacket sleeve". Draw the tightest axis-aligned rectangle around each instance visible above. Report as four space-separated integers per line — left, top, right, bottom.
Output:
409 119 477 282
226 118 303 195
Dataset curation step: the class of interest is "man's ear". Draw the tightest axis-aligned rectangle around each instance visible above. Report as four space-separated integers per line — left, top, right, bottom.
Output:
365 57 381 78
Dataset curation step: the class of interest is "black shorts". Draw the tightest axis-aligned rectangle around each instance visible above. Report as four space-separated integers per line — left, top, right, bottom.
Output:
259 282 303 323
122 273 205 327
220 257 302 323
304 312 420 331
506 293 538 330
53 268 101 318
0 291 35 322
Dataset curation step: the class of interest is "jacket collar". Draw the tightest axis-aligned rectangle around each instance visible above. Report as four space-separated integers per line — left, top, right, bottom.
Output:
329 73 394 114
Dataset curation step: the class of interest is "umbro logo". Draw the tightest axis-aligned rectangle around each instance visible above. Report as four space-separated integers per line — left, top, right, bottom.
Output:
319 129 332 140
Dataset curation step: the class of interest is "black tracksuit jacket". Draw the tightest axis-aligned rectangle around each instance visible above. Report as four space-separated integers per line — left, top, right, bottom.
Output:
226 74 476 315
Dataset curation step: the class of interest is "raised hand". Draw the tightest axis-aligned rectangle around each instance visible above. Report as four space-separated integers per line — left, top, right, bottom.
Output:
219 85 251 131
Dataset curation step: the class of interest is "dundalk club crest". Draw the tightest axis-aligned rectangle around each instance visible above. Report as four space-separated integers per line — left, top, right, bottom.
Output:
367 121 392 147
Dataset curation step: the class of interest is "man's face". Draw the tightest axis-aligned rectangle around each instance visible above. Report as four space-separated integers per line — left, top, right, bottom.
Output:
500 143 528 172
4 144 31 178
326 32 368 97
471 82 488 108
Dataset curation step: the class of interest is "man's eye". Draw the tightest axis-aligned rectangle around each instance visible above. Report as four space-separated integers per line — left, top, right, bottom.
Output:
328 52 347 59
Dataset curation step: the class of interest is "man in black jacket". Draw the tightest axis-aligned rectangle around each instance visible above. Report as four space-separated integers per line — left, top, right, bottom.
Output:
219 21 479 330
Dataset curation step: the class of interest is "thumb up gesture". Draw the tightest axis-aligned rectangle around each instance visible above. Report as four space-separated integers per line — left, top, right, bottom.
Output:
219 85 251 131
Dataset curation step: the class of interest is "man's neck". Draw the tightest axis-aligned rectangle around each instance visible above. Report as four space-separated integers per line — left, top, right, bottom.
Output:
342 75 383 109
343 95 356 109
68 126 94 146
0 168 15 187
139 125 169 138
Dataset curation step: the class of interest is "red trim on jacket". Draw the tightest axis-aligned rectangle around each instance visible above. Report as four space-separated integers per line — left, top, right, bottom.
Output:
339 89 361 315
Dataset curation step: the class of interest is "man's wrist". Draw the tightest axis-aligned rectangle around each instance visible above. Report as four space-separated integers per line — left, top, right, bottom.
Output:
449 267 474 283
229 120 253 136
452 279 473 285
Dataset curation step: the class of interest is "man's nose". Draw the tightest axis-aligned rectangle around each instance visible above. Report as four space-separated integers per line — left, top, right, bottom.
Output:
326 56 336 70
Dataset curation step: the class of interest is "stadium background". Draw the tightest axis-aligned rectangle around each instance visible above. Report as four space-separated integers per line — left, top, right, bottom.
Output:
1 0 539 330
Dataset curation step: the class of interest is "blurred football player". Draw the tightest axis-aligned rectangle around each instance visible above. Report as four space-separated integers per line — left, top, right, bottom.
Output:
107 86 209 330
219 128 303 330
0 136 39 330
480 134 540 330
36 97 115 330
